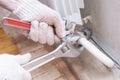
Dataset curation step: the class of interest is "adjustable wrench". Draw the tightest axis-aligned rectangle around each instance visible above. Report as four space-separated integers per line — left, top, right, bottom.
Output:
23 34 84 72
1 17 84 72
2 17 114 72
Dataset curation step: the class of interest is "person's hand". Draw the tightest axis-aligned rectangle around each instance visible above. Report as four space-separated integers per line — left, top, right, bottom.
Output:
0 53 32 80
29 21 60 45
13 0 65 45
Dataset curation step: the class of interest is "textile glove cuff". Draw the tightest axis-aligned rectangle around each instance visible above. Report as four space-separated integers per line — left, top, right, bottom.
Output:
13 0 42 21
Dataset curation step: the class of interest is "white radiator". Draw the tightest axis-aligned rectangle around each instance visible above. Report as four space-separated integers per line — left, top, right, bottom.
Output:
50 0 84 25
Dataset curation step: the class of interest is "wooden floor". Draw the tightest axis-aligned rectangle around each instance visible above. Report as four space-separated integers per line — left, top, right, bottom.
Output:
0 28 18 54
67 50 114 80
0 27 76 80
1 26 115 80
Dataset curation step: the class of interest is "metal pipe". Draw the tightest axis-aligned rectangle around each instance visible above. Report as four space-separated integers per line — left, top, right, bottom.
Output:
79 37 114 68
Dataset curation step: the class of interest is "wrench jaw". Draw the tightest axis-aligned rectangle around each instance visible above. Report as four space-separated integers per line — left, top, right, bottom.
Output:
60 21 92 58
63 35 84 58
51 34 84 58
55 22 92 58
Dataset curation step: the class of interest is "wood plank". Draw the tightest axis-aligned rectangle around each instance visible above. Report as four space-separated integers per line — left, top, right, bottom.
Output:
0 28 5 34
67 50 114 80
31 62 62 80
0 28 18 54
0 34 13 41
0 45 18 54
0 40 13 50
31 58 77 80
53 58 77 80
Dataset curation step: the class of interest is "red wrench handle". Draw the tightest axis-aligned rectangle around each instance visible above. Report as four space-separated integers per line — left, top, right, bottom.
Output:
2 17 30 30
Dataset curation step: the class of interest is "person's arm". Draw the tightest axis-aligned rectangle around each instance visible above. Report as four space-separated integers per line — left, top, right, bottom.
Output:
0 0 23 11
0 0 65 45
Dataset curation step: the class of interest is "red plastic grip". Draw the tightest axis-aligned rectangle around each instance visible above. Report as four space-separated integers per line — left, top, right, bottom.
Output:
2 17 30 30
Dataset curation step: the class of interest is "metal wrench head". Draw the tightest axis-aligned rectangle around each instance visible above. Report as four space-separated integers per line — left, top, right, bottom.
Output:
55 21 92 58
54 34 84 58
56 21 90 58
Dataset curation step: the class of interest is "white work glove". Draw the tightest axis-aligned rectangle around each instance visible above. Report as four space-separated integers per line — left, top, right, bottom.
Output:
29 21 60 45
13 0 65 45
0 53 32 80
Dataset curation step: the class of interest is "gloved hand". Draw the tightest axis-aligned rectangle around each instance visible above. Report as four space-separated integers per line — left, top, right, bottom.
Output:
28 21 61 45
13 0 65 45
0 53 32 80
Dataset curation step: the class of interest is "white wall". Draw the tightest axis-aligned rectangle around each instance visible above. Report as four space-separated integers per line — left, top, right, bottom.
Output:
84 0 120 64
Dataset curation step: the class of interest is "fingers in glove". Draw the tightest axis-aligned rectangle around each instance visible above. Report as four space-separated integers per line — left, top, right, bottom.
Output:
53 13 66 38
0 53 32 80
22 30 29 37
38 22 48 44
29 20 39 42
14 53 31 65
47 26 54 45
54 35 60 44
23 71 32 80
0 53 31 65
